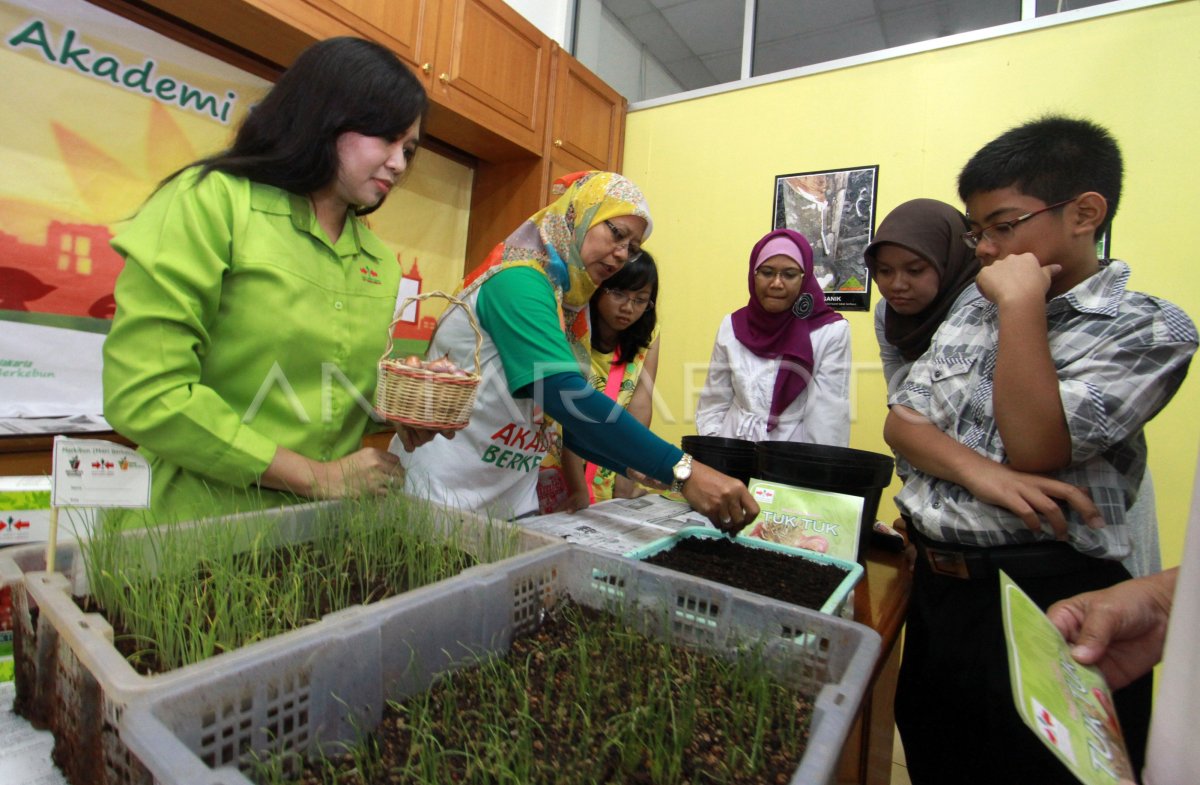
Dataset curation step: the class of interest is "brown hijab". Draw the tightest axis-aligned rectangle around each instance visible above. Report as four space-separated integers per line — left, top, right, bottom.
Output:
864 199 981 362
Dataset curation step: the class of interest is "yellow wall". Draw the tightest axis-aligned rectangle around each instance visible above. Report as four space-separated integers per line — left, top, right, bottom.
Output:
622 0 1200 569
369 150 474 322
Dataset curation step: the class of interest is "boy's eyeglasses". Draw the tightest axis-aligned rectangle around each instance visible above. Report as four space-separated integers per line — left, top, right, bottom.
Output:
961 197 1077 250
603 219 643 263
603 288 653 309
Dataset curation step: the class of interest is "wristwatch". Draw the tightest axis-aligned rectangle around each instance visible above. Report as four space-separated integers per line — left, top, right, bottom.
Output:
670 453 693 494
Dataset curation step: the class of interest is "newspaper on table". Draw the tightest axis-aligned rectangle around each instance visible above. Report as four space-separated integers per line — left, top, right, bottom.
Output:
0 415 112 436
520 495 715 554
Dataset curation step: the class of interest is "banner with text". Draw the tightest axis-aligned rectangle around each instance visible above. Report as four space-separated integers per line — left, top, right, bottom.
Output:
0 0 269 416
0 0 475 422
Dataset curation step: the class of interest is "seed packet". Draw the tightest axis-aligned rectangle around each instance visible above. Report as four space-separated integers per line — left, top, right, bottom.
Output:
742 480 864 563
1001 570 1134 785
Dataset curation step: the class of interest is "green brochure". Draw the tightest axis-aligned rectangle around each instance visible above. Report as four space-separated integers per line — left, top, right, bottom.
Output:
1000 570 1134 785
741 479 864 563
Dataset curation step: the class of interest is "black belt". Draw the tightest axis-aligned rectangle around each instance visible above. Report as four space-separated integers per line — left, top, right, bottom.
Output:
911 528 1101 581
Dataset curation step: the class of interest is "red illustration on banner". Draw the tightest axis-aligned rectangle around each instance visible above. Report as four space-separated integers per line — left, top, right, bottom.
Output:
391 257 436 342
0 221 122 317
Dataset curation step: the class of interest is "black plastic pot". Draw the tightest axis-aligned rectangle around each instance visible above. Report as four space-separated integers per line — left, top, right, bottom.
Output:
755 442 895 563
681 435 757 486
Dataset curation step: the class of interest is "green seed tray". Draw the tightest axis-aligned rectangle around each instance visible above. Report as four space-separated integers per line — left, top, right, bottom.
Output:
626 525 864 616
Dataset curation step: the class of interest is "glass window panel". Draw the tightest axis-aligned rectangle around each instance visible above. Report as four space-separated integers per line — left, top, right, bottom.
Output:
752 0 1020 77
1036 0 1120 15
573 0 1142 104
574 0 746 102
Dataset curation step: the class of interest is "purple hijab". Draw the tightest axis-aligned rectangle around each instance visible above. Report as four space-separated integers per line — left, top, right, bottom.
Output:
730 228 843 432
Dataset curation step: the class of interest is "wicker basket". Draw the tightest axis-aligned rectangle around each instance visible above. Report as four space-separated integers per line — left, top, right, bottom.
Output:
374 291 483 430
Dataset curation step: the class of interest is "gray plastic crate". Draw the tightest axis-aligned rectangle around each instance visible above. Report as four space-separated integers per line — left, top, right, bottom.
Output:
6 498 558 785
121 543 881 785
1 541 67 692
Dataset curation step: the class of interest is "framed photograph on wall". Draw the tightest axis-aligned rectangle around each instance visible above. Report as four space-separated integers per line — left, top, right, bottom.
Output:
772 165 879 311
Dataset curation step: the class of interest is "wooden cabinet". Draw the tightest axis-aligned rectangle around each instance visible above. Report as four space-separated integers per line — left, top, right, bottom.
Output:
545 46 626 193
0 433 136 477
835 550 912 785
312 0 435 68
461 48 626 272
307 0 550 159
136 0 615 166
124 0 328 67
429 0 550 157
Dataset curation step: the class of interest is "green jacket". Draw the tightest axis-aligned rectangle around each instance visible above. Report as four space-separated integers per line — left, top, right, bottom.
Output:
102 168 399 526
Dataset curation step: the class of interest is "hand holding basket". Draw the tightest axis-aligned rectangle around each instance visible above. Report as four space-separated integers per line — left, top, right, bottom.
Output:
374 291 483 430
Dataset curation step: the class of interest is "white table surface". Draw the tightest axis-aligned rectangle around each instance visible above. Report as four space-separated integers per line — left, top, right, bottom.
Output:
0 681 68 785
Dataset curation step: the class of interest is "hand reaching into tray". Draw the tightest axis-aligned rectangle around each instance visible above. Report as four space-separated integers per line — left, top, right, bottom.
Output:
628 461 759 534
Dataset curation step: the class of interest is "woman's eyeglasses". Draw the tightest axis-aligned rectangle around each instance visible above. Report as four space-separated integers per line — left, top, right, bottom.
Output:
754 266 803 283
604 288 653 309
603 219 643 263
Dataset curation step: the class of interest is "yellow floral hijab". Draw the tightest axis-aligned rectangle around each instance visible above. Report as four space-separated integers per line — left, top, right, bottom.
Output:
460 171 653 314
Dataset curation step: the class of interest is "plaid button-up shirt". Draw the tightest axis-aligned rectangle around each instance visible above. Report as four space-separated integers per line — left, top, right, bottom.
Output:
890 260 1197 559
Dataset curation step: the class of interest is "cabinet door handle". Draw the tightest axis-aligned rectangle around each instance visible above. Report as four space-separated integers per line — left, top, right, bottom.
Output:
553 139 563 148
439 73 450 83
421 62 431 75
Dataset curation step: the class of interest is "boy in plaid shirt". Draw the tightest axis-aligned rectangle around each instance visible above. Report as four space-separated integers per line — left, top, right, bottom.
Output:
886 116 1196 785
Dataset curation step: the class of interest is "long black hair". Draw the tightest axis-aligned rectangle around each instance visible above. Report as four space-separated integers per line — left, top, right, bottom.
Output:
590 250 659 363
171 37 427 215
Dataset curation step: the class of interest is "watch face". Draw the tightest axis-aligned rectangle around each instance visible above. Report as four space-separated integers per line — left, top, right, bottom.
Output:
674 458 692 482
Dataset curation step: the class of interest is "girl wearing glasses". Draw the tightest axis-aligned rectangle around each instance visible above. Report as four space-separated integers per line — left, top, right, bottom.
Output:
696 228 850 445
394 172 757 530
546 252 662 509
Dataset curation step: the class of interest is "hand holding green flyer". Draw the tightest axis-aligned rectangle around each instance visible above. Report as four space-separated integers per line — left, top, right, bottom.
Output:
742 480 864 563
1000 570 1135 785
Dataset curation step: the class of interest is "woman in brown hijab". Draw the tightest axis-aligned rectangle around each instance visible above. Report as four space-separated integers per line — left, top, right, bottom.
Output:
864 198 980 394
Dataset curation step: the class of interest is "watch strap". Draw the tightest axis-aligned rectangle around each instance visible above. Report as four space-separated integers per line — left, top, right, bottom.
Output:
670 452 693 494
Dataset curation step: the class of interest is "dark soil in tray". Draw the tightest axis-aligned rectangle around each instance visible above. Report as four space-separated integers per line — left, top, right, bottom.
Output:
282 601 815 785
642 536 848 610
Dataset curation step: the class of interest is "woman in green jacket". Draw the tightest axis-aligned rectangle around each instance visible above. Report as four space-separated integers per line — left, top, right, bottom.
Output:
103 37 424 525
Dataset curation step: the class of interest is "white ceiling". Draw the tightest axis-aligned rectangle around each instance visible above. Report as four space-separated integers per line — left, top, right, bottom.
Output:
600 1 1081 91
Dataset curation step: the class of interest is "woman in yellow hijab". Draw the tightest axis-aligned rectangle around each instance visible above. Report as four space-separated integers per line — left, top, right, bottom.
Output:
394 172 757 528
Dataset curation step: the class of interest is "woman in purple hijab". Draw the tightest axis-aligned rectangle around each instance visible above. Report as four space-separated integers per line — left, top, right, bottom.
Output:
695 228 851 444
